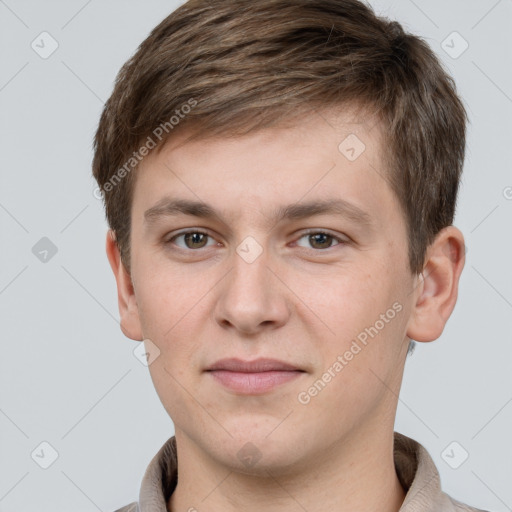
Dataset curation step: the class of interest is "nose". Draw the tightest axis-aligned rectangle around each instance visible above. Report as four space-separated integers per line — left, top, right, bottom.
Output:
212 245 291 335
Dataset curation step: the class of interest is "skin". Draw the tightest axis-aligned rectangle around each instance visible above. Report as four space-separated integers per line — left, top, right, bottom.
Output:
106 107 465 512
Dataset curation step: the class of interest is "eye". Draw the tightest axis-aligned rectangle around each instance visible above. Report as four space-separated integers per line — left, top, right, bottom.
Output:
294 230 346 250
167 230 219 250
165 229 347 252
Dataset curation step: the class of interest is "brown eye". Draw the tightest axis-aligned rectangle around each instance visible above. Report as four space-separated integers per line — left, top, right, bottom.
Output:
295 231 344 250
183 232 208 249
168 231 216 250
309 233 334 249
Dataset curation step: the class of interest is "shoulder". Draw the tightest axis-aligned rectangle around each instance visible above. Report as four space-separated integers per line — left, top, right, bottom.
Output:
449 495 491 512
112 502 139 512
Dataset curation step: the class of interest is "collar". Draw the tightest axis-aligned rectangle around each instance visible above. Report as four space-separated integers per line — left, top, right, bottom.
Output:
119 432 481 512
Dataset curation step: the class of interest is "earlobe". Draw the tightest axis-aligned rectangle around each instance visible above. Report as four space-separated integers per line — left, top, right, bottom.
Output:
105 230 144 341
406 226 466 343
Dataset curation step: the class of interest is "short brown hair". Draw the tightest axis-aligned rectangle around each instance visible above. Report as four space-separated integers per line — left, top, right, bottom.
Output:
92 0 467 275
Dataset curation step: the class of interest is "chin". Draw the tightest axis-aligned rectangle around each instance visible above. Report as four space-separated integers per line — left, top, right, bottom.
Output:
208 428 309 477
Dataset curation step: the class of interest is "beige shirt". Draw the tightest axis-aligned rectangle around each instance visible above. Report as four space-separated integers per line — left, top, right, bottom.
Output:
114 432 489 512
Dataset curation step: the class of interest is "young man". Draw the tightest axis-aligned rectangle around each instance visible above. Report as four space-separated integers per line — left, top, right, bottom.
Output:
92 1 488 511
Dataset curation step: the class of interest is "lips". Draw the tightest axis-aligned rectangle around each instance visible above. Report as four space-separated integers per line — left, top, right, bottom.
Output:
206 358 302 372
205 358 305 394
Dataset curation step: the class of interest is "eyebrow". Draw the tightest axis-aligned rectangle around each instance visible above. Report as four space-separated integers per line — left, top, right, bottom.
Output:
143 197 374 229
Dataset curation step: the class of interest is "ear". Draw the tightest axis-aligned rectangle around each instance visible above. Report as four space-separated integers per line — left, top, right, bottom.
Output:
406 226 466 343
105 230 143 341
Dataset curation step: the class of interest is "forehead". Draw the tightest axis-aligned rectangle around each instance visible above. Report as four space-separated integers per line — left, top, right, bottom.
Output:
159 104 385 162
132 107 397 227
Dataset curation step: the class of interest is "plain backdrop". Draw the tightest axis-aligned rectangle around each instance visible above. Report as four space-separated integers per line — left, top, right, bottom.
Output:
1 1 511 511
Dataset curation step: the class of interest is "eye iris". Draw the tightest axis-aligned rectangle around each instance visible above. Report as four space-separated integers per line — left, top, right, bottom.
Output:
185 232 208 249
309 233 332 249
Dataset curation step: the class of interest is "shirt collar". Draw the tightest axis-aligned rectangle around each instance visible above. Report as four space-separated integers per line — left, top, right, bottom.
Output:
129 432 462 512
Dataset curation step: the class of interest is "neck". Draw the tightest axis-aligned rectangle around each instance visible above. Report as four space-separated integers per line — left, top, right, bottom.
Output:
168 424 406 512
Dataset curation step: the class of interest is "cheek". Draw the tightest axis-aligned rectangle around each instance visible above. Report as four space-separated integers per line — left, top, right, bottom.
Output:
137 273 207 417
308 264 407 373
301 266 385 343
146 356 205 432
133 272 205 377
134 253 199 329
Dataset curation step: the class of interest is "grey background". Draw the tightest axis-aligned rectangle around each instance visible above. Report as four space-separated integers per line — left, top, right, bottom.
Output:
1 0 511 511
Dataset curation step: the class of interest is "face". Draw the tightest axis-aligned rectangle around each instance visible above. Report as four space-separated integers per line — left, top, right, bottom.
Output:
124 108 418 474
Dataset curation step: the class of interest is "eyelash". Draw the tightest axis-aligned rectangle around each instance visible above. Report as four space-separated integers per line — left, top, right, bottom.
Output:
165 229 348 252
